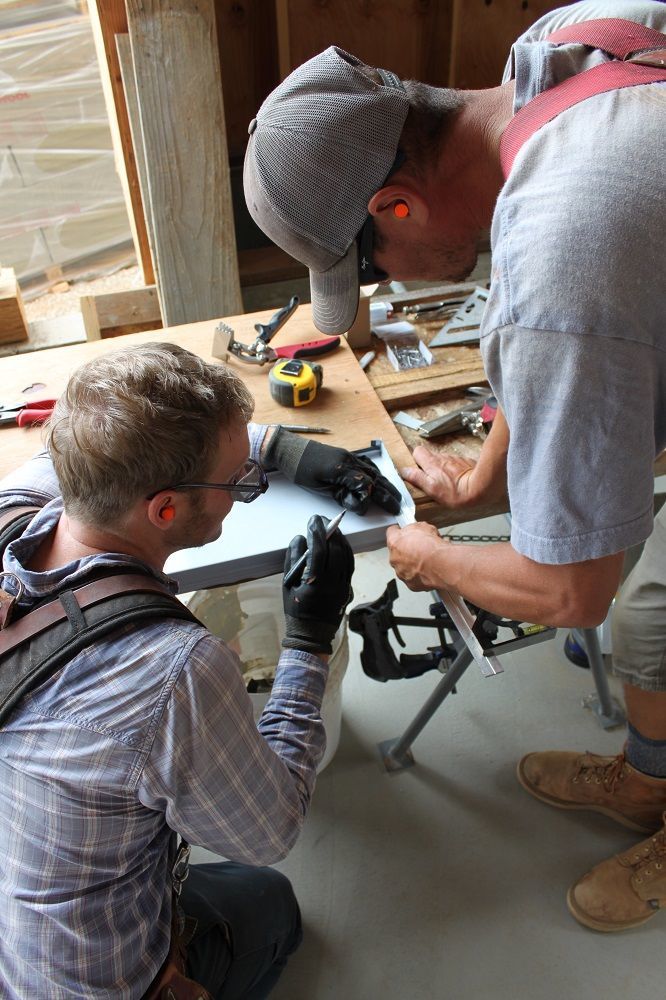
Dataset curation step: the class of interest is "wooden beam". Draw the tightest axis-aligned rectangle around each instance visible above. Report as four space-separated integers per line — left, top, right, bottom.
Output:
368 355 487 410
78 244 305 343
80 286 162 341
115 33 158 281
87 1 155 285
0 268 29 345
126 0 243 326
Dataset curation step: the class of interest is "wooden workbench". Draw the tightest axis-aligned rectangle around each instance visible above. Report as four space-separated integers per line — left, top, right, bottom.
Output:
0 302 502 526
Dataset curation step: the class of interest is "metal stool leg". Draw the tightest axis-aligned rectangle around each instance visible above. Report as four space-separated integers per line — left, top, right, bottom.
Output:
378 646 473 772
574 627 625 729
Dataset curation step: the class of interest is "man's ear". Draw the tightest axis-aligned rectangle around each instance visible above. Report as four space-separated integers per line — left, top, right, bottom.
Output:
146 493 178 531
367 184 429 225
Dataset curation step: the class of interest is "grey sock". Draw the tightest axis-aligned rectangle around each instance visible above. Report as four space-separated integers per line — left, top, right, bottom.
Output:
626 722 666 778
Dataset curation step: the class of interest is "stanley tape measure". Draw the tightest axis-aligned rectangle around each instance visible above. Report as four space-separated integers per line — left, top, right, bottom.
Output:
268 358 323 407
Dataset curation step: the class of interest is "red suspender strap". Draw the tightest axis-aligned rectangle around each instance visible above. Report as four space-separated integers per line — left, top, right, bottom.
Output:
500 18 666 178
545 18 666 58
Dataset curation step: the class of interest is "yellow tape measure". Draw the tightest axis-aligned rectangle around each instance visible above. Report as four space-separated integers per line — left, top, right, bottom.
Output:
268 359 323 407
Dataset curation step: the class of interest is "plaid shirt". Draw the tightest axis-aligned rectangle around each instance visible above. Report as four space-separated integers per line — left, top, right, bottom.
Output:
0 424 327 998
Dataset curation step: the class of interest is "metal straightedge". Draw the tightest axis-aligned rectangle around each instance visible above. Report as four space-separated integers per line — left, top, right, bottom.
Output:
428 286 489 348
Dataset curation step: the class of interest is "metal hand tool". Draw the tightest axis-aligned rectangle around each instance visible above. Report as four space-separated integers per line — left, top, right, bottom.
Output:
401 300 449 318
417 401 482 439
277 425 331 434
0 398 56 428
283 510 346 587
214 296 340 366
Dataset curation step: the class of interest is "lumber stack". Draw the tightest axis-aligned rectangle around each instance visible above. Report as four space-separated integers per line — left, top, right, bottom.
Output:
0 267 29 344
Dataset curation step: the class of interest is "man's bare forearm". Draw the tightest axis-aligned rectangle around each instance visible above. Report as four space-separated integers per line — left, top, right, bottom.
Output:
434 540 623 628
472 405 509 502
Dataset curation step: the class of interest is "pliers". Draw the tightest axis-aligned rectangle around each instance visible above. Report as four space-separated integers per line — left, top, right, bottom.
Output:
0 398 57 428
217 296 340 366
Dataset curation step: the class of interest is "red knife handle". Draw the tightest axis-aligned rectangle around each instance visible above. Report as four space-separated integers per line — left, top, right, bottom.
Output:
480 398 497 425
17 407 53 428
275 336 340 360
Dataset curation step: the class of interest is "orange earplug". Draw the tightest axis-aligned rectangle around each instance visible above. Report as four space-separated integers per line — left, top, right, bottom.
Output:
394 201 409 219
160 504 176 522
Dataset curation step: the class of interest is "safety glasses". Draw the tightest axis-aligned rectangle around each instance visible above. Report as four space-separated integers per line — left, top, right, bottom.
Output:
146 459 269 504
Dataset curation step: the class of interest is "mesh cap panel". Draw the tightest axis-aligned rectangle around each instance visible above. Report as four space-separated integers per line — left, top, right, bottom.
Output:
244 46 409 333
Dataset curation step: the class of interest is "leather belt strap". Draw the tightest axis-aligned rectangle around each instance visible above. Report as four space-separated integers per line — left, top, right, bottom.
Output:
500 17 666 177
0 505 40 533
0 574 175 657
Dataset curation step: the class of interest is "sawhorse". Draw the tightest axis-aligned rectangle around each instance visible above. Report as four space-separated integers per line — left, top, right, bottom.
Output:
369 595 625 775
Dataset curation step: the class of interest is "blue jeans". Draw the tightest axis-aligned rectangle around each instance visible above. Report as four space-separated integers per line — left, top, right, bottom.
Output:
180 862 302 1000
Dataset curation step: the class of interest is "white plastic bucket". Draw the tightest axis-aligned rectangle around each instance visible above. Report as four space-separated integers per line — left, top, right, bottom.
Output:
183 573 348 772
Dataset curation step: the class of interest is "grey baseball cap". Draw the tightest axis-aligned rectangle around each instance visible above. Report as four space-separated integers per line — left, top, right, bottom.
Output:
243 46 409 334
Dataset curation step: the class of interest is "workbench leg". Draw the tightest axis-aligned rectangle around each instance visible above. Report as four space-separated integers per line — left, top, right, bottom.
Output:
576 628 626 730
378 647 473 773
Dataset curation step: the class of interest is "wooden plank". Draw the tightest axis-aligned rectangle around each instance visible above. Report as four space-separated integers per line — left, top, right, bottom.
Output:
370 354 488 409
88 1 155 285
80 286 162 340
79 295 101 341
115 33 158 283
126 0 243 326
78 245 305 345
0 268 29 345
79 244 304 345
281 0 454 85
449 0 560 88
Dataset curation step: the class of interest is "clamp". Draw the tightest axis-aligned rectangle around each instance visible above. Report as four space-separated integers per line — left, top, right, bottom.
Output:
349 578 556 772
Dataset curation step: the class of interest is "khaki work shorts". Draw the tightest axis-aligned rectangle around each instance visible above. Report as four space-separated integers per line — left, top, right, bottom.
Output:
612 502 666 692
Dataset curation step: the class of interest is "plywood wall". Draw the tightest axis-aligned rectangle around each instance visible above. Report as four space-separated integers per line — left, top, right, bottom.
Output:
215 1 280 160
275 0 455 86
449 0 561 88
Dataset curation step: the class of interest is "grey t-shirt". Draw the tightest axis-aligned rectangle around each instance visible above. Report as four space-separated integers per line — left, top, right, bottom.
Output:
480 0 666 563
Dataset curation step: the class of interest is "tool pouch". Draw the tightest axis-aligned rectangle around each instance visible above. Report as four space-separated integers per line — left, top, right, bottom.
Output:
141 918 212 1000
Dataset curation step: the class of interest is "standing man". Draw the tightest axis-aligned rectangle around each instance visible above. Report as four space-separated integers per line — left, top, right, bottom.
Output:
0 342 364 998
244 2 666 931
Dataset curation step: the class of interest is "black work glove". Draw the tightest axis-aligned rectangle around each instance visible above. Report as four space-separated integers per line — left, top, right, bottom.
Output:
282 514 355 655
266 428 402 516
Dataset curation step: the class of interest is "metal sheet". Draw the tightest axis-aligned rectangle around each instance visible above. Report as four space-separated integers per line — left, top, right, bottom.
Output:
168 441 415 593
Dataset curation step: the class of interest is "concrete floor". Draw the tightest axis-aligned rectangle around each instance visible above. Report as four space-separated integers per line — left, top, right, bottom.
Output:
191 513 661 1000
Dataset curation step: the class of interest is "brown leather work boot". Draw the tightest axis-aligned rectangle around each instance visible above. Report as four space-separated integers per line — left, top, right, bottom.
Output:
567 816 666 931
517 751 666 834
